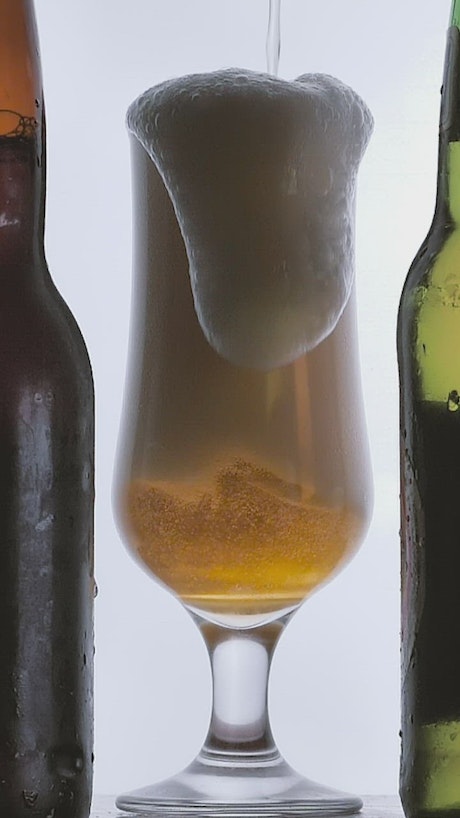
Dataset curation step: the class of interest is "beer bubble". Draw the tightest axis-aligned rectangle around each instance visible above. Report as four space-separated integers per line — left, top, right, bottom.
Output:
82 462 92 490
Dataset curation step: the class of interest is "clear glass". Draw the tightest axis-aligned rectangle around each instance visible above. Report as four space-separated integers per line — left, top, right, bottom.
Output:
112 117 373 814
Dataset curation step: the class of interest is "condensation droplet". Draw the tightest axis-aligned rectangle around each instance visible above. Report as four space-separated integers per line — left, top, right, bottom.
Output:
52 747 84 779
22 790 38 808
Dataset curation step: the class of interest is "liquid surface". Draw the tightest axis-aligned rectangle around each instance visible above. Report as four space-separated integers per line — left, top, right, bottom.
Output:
120 457 364 616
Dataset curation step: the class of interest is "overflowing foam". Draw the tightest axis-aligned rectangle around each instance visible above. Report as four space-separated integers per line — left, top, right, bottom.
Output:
127 69 373 370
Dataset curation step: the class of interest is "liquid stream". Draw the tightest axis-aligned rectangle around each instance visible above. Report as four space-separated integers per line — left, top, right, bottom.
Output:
267 0 281 76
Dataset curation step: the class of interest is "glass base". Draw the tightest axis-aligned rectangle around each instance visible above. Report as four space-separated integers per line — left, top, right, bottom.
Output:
116 752 363 816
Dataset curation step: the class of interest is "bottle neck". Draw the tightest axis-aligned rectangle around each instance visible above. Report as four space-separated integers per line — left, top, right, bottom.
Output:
436 19 460 227
0 0 45 272
0 132 45 270
452 0 460 28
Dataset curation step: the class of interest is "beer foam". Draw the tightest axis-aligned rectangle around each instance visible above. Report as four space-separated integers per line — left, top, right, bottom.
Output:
127 69 373 370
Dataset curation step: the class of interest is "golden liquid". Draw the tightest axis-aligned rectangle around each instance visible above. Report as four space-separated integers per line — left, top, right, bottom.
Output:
120 456 365 616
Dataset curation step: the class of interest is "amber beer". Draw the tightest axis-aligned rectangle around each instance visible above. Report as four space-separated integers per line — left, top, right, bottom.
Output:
123 461 364 615
116 135 372 619
0 2 94 816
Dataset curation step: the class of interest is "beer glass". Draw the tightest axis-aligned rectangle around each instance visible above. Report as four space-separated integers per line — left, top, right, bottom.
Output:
113 77 373 811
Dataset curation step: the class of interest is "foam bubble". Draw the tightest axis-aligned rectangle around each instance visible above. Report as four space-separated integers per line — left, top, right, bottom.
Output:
127 69 373 370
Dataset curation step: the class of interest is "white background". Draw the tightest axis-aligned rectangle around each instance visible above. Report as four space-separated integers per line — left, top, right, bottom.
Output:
33 0 447 801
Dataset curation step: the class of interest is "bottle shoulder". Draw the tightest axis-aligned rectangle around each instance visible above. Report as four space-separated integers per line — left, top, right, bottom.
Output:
0 265 94 401
398 223 460 406
400 219 460 306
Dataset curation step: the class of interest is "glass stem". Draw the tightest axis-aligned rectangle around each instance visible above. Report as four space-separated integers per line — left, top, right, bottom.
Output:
194 615 291 763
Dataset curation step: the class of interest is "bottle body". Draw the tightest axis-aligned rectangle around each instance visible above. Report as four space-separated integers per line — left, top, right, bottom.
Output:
398 16 460 818
398 237 460 817
0 239 95 818
0 3 94 817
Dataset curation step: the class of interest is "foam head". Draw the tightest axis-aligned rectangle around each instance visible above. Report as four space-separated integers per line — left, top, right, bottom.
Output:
128 69 373 370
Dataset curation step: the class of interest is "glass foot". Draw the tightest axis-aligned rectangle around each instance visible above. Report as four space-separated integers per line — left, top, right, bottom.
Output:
116 752 363 816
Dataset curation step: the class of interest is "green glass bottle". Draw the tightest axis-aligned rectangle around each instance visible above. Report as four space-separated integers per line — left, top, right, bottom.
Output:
398 2 460 815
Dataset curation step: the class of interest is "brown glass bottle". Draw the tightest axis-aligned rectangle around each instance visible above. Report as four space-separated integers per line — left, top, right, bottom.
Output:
0 2 94 817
